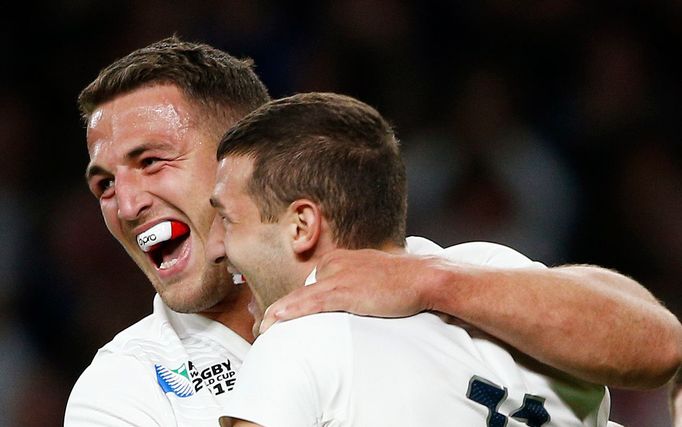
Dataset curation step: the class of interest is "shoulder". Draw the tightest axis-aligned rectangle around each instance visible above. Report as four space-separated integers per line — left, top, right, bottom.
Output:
64 296 178 426
257 312 350 351
407 236 545 269
69 352 160 395
65 352 172 426
97 294 198 359
222 314 351 426
406 235 444 254
441 241 546 268
91 309 177 366
245 313 352 376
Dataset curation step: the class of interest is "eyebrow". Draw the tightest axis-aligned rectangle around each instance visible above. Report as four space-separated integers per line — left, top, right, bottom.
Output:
84 164 108 182
84 142 175 181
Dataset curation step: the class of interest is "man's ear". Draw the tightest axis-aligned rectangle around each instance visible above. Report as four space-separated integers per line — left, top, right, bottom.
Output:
285 199 322 255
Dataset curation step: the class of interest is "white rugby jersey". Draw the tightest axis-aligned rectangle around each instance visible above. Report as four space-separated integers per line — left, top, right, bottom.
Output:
64 237 447 426
220 238 613 427
64 294 251 426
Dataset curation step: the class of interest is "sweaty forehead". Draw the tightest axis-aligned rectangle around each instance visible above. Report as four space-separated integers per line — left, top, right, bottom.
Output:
86 85 194 144
88 102 191 138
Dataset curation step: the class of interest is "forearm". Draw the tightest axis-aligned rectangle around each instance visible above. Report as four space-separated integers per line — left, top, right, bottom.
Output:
258 245 681 388
428 262 682 388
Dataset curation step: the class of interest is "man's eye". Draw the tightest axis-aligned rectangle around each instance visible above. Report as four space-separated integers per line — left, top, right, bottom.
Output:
97 178 114 198
141 157 161 167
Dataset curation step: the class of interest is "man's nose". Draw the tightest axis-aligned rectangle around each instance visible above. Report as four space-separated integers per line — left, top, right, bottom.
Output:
115 170 152 221
206 215 227 265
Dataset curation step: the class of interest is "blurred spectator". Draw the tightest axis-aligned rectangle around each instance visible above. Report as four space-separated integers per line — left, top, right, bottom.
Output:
15 188 152 426
405 67 579 265
0 92 38 427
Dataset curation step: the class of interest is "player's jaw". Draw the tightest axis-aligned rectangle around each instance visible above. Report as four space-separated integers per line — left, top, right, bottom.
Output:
157 259 234 314
122 214 229 313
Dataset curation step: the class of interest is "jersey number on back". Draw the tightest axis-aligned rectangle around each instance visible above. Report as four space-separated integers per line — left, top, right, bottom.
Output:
467 376 550 427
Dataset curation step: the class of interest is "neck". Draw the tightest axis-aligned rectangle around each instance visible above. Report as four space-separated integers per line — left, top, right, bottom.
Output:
379 241 407 255
301 240 407 283
199 285 255 343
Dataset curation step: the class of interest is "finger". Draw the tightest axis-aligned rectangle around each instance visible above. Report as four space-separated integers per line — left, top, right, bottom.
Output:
259 281 346 334
258 304 278 334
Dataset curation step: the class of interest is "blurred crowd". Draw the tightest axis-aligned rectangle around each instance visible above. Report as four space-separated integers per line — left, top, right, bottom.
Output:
1 1 680 425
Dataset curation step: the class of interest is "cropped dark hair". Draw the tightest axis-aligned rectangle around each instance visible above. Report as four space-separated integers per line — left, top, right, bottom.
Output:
217 92 407 249
78 36 270 122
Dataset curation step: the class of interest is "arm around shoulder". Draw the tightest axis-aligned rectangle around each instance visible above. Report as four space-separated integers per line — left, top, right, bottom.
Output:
65 353 173 427
425 259 682 389
258 243 681 388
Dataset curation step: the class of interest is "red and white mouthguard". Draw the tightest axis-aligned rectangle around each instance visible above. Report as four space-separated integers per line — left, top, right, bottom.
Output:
136 220 189 252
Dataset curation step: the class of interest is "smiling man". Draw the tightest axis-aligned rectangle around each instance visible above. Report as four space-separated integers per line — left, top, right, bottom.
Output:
65 37 682 426
210 92 622 426
67 42 266 425
84 84 245 319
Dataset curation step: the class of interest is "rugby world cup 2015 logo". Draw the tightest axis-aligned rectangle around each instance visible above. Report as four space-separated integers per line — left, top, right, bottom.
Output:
155 363 195 398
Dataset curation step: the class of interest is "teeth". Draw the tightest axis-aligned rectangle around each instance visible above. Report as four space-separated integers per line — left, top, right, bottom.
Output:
159 258 179 270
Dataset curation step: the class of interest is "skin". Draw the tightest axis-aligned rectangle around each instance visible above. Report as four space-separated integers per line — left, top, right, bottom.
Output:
85 84 253 340
209 154 681 427
208 156 294 338
260 247 682 389
84 83 681 393
209 154 407 427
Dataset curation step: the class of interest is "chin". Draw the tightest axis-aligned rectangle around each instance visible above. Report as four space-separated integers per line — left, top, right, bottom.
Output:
157 277 228 314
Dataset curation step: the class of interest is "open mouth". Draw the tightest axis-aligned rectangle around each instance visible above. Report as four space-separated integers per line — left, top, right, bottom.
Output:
136 220 191 270
150 233 190 269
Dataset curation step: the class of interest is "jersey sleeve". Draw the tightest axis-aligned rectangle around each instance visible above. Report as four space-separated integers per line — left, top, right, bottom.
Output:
405 235 444 254
441 240 546 269
220 314 348 427
64 353 175 427
407 236 546 269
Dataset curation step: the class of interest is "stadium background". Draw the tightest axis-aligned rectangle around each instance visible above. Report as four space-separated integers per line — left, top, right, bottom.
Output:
1 1 680 425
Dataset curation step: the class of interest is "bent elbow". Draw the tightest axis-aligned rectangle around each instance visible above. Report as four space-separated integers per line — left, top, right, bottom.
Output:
625 317 682 389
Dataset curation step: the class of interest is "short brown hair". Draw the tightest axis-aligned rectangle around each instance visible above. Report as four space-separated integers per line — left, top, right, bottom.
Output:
217 92 407 249
78 36 270 123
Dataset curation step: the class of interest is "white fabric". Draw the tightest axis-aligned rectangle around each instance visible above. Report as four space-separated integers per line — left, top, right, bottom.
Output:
221 238 611 427
64 294 251 427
